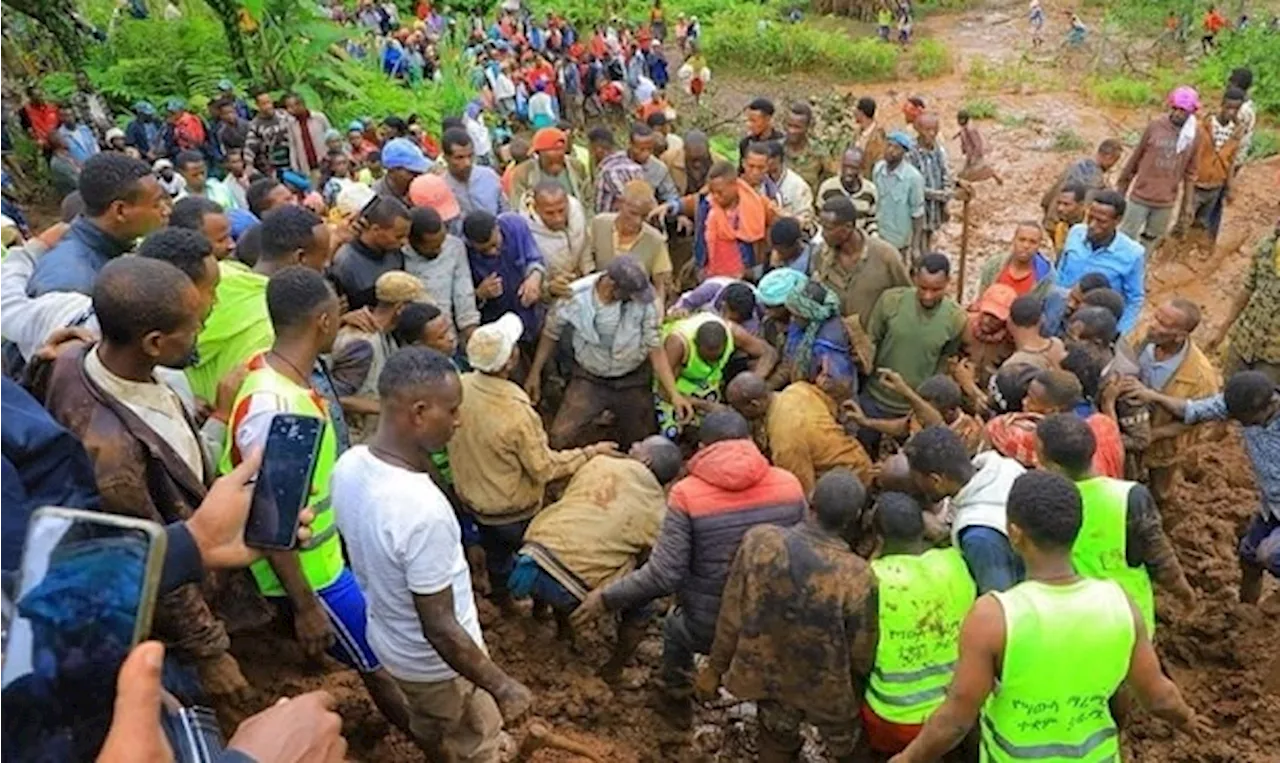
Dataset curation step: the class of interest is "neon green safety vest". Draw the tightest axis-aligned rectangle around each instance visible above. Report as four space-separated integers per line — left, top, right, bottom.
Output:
982 579 1134 762
219 359 344 597
1073 477 1156 637
866 548 977 724
662 313 734 396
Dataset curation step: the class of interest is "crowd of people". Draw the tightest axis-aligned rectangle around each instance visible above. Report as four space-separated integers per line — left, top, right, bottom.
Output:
1 2 1278 762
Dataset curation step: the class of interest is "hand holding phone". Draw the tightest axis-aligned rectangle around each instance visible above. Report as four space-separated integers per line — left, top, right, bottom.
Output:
244 414 325 551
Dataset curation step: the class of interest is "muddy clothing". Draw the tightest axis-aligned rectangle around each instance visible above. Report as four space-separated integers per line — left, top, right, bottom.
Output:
40 344 237 663
448 372 591 525
1192 115 1243 191
396 675 503 763
1076 478 1189 602
812 234 910 327
1134 338 1221 469
1119 115 1198 209
766 382 875 494
709 523 878 723
1226 232 1280 368
602 438 806 641
520 456 667 596
1184 396 1280 523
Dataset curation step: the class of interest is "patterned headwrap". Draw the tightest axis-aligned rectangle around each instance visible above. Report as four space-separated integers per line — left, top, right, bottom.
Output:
785 282 841 381
756 268 808 307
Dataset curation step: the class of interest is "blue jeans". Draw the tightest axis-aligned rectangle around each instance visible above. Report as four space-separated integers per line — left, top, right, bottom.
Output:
958 526 1024 594
477 520 530 599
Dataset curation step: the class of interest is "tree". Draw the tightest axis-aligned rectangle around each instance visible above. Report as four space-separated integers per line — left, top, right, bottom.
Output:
4 0 89 65
201 0 254 80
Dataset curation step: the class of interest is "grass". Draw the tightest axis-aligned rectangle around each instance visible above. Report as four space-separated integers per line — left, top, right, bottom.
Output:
1247 128 1279 162
962 98 999 120
1085 75 1157 108
910 38 954 79
701 6 901 81
965 56 1054 92
1051 128 1089 152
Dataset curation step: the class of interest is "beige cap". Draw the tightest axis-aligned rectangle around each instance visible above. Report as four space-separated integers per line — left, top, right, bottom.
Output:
334 182 376 218
466 313 523 373
375 271 426 304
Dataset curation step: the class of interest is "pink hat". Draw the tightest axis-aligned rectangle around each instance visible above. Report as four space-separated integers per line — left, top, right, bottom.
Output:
1167 86 1201 113
409 173 461 221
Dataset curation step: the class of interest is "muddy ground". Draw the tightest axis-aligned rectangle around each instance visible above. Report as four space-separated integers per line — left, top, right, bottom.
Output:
230 4 1280 761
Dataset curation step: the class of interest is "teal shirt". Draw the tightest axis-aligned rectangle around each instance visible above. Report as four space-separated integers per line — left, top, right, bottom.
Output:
872 160 926 250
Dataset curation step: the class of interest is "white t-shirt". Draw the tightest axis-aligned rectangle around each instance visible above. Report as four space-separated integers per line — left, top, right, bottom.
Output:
331 445 484 683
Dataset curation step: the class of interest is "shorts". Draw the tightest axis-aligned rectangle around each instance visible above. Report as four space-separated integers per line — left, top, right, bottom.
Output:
274 567 381 673
860 703 924 754
395 674 504 763
1239 512 1280 576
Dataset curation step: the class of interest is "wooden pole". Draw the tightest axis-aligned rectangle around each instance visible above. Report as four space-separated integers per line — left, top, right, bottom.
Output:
957 193 972 305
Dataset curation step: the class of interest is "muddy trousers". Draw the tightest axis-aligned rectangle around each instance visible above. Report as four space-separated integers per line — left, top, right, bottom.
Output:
757 701 859 763
477 519 532 602
659 609 712 697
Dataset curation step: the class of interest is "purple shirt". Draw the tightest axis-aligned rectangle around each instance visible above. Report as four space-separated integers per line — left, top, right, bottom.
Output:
467 213 546 340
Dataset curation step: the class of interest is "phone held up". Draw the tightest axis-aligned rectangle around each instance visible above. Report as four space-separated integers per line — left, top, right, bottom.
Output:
1 508 167 760
245 413 325 551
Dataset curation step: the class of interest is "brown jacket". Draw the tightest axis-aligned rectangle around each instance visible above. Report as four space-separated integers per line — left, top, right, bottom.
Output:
1134 338 1222 468
39 344 237 661
1118 115 1198 208
1191 117 1243 190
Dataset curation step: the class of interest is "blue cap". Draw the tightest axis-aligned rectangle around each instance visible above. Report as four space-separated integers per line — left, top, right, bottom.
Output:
886 130 916 151
217 79 235 91
280 169 311 193
135 101 156 116
227 208 259 240
347 119 365 132
165 97 186 113
381 137 430 173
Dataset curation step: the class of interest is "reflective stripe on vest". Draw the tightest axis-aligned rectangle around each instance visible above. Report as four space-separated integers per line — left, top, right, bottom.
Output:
220 357 344 596
1072 476 1156 637
865 548 976 724
662 313 734 395
980 579 1133 763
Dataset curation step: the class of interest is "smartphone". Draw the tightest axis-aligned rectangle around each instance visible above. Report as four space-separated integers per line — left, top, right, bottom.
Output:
0 506 165 696
355 192 381 224
245 413 325 550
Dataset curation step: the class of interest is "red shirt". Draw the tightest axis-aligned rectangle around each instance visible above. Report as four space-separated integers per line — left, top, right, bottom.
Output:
995 264 1037 296
1086 414 1124 478
23 103 60 146
1203 10 1226 32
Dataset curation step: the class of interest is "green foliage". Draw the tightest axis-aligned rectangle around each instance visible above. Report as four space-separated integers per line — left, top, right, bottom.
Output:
965 56 1052 92
81 14 238 112
910 38 953 79
961 99 998 119
1194 27 1280 117
700 6 899 81
1247 128 1278 162
708 133 740 166
1085 75 1157 108
1051 128 1088 152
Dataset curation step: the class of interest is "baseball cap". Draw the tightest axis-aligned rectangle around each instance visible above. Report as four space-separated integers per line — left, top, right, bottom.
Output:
973 284 1017 322
105 127 125 143
375 271 426 304
886 130 916 151
153 159 174 171
217 79 235 92
467 313 524 373
530 127 567 153
409 174 462 221
335 183 376 218
604 256 655 303
382 137 431 174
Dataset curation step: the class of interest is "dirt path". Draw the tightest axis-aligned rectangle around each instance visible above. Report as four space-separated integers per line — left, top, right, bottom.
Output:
228 7 1280 762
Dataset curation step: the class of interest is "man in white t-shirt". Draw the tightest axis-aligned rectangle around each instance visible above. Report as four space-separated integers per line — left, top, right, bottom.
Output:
332 345 533 762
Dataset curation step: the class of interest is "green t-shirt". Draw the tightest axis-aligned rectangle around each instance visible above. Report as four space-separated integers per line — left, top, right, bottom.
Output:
866 286 966 414
186 261 274 403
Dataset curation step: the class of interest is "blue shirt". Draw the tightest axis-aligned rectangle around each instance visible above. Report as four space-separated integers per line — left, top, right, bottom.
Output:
58 124 100 164
1185 395 1280 521
466 213 546 341
872 159 925 250
1056 224 1146 334
444 166 509 218
785 317 855 385
28 216 134 297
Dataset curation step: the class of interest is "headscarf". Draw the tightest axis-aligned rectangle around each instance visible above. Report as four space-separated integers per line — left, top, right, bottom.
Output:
1167 86 1201 153
784 282 840 381
757 268 807 307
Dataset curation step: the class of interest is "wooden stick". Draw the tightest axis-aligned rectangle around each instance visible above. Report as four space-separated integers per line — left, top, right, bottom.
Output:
958 192 972 305
517 720 606 762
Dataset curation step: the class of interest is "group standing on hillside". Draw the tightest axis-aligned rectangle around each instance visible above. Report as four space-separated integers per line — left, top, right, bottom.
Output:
1 1 1277 762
